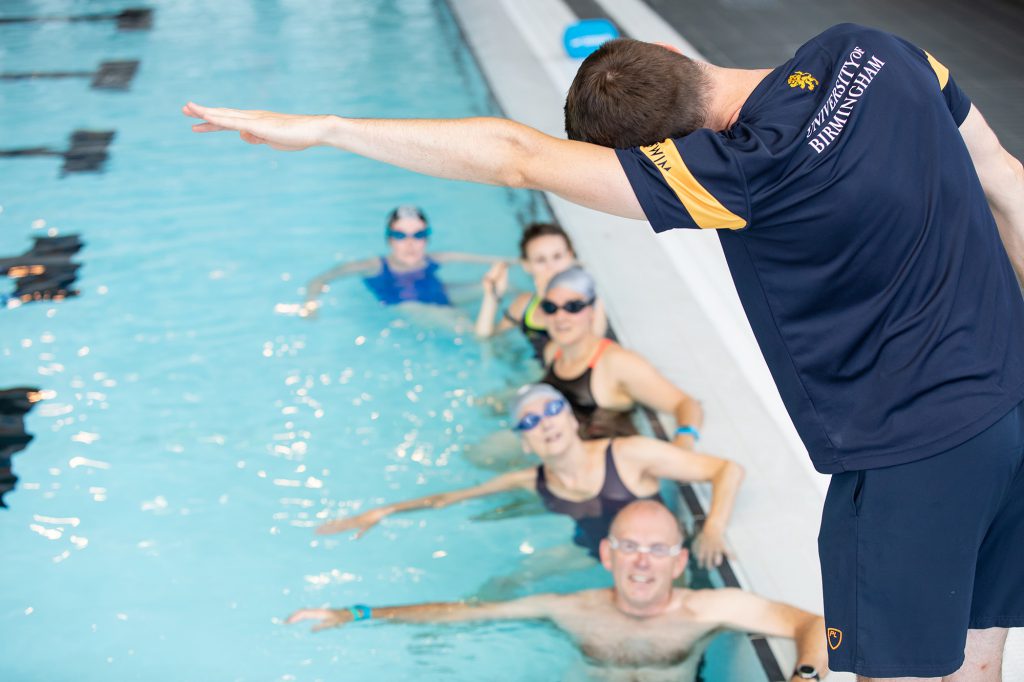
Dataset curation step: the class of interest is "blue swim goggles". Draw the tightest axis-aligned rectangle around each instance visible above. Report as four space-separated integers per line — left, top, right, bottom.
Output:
386 227 432 241
514 398 567 431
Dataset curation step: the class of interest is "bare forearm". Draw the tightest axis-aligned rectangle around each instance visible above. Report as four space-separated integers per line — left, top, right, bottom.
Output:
370 601 516 624
704 461 744 532
988 154 1024 286
475 293 501 337
792 616 829 676
674 397 704 433
321 116 538 189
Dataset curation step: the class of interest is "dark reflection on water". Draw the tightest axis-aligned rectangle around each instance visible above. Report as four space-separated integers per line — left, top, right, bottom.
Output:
0 387 40 508
0 234 83 305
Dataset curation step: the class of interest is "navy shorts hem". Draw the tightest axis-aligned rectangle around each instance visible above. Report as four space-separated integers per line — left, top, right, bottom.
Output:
830 656 964 678
970 615 1024 629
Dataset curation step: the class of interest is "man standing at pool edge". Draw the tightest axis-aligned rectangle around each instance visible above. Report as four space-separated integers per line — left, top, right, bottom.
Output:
184 22 1024 681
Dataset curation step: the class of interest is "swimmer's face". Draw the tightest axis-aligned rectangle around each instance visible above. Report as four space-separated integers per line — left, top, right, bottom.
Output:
516 396 578 458
387 216 430 267
544 286 596 346
600 504 686 611
523 235 574 290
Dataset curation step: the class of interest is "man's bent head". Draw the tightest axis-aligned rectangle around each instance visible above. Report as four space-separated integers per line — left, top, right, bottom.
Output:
565 39 710 149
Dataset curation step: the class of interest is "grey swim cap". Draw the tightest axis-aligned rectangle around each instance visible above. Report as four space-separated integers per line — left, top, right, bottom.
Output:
545 265 596 300
510 383 568 422
387 205 427 226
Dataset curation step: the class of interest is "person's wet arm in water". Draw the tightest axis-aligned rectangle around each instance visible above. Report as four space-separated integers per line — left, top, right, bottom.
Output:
303 257 381 317
286 593 564 631
316 467 536 537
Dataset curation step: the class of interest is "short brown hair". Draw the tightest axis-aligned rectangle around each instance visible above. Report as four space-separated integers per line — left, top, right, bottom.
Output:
519 222 575 259
564 39 710 148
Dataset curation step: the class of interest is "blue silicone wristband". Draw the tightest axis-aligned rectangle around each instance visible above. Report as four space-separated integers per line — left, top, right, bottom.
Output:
347 604 372 622
675 425 700 440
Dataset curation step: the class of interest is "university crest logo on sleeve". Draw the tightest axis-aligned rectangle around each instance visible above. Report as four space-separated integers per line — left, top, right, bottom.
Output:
827 627 843 650
787 71 819 91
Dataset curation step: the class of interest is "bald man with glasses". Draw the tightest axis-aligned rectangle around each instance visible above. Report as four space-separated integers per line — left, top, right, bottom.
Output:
289 500 828 681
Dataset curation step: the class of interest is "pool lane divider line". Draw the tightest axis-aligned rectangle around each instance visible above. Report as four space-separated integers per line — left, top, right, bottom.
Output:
0 130 116 175
0 7 152 30
0 60 140 91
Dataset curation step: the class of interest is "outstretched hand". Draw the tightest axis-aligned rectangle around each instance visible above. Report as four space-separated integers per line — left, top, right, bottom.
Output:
316 507 390 538
286 608 353 632
182 102 331 151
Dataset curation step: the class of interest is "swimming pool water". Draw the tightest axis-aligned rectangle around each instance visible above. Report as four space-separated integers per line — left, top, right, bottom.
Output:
1 2 772 680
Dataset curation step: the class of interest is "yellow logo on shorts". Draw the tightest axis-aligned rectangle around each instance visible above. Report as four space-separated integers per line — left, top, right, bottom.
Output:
827 628 843 650
788 71 819 91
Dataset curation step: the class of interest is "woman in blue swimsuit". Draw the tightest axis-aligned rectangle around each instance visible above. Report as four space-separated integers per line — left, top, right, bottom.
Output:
317 384 743 568
301 205 503 315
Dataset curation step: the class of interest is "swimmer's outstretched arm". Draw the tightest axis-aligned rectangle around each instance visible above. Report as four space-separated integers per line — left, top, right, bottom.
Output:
316 468 536 537
302 257 380 316
691 588 828 678
286 593 564 632
960 105 1024 287
430 252 512 265
620 436 744 569
183 103 645 221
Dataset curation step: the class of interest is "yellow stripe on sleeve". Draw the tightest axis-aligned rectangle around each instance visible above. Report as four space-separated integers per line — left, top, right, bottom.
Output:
640 140 747 230
924 51 950 90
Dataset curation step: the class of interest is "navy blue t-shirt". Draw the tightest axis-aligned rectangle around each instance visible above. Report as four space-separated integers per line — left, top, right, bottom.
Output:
617 24 1024 473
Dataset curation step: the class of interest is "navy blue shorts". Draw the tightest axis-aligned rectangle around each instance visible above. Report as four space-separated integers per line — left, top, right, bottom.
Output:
818 400 1024 678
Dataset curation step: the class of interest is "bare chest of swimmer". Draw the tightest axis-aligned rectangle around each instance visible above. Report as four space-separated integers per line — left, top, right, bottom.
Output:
555 611 716 667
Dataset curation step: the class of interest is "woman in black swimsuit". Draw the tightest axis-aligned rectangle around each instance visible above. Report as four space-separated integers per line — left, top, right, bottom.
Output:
541 266 705 449
474 223 607 360
317 384 743 568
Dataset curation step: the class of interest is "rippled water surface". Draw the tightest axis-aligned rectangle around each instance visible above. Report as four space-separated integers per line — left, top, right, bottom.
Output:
1 2 769 680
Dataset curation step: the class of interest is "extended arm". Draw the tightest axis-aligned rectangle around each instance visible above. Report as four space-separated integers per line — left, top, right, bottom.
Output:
316 468 535 537
960 105 1024 286
699 588 828 679
287 593 560 632
611 349 704 450
183 104 645 220
304 257 380 315
432 252 510 265
626 436 744 568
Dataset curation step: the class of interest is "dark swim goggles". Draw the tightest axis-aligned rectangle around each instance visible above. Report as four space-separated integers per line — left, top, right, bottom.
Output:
539 297 595 315
514 398 567 431
386 227 432 240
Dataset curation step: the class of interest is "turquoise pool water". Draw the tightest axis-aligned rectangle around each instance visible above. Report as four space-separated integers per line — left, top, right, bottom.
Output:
1 2 772 679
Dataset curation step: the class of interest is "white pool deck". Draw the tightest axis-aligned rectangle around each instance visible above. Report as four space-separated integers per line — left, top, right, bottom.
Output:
449 0 1022 678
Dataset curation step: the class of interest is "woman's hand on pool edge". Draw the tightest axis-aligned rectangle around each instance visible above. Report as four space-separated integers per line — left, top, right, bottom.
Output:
182 102 330 151
692 524 731 569
316 507 390 538
286 608 353 632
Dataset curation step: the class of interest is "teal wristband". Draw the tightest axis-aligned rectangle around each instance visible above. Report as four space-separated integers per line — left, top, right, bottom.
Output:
675 425 700 440
347 604 372 622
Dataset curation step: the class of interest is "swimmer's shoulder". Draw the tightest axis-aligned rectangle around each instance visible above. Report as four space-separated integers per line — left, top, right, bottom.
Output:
506 292 533 320
677 587 748 625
